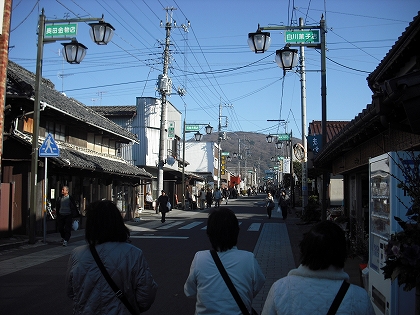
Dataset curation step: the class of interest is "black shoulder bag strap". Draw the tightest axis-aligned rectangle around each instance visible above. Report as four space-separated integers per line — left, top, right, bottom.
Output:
210 249 251 315
326 280 350 315
89 245 137 315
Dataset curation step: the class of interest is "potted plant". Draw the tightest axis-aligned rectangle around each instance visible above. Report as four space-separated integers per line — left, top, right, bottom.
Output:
381 151 420 313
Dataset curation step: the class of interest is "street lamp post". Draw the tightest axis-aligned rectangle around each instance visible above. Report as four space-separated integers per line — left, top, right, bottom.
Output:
29 9 114 243
248 17 327 216
181 122 213 209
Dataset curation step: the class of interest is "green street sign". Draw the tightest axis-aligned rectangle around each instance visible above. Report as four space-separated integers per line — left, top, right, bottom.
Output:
185 124 200 132
168 121 175 140
45 23 78 37
285 30 320 44
221 152 230 156
277 134 290 141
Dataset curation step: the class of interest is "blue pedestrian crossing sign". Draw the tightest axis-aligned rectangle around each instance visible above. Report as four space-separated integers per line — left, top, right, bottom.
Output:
39 133 60 157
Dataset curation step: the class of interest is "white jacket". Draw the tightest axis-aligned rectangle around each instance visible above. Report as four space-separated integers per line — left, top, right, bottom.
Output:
66 242 157 314
262 265 375 315
185 247 266 315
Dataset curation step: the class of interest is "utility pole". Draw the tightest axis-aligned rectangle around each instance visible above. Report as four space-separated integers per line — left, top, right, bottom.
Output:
157 7 175 198
217 101 231 188
238 138 241 179
217 101 222 188
299 17 309 210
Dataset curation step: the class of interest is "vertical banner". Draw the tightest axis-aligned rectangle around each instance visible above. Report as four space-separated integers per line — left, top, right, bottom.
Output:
283 158 290 174
307 135 323 156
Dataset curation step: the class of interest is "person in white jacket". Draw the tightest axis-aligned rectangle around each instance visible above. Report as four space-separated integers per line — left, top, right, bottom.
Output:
66 200 158 314
184 207 265 314
262 220 375 315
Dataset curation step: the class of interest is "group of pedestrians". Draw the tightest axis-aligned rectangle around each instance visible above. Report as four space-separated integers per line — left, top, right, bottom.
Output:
64 200 374 314
265 190 290 220
196 187 231 210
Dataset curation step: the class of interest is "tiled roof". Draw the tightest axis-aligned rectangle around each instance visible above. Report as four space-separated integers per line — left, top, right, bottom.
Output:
90 106 136 116
308 121 349 143
367 11 420 88
12 130 152 178
366 11 420 91
6 61 138 142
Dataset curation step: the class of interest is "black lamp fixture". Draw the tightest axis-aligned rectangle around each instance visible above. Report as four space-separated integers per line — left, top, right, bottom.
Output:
205 124 213 135
276 141 284 149
61 39 88 64
266 134 274 143
194 131 203 141
247 27 271 53
89 20 115 45
233 152 238 158
227 156 232 162
275 46 299 71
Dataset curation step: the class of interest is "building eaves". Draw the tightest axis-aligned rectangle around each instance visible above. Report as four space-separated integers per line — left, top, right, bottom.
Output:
11 130 152 179
90 106 136 116
367 11 420 91
314 103 382 167
6 61 138 143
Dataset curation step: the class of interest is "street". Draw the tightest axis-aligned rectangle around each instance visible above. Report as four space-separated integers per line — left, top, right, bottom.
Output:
0 194 298 315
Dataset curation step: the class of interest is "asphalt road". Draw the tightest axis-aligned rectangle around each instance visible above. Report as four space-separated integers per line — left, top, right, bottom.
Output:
0 194 272 315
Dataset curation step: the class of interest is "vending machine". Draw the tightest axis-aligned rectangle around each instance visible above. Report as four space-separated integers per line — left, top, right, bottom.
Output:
369 151 415 315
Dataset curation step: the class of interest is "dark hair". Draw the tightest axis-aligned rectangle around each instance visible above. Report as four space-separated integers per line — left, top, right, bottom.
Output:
299 220 347 270
206 207 239 252
85 200 130 245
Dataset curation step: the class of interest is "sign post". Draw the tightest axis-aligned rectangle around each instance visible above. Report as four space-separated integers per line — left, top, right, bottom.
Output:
168 121 175 140
285 29 320 44
185 124 200 132
39 134 60 243
44 23 78 37
277 133 290 141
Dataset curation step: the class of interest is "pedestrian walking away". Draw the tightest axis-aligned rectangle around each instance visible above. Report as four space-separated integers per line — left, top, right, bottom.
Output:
184 207 265 314
265 192 275 219
222 187 230 205
279 190 290 220
261 220 375 315
206 188 213 208
157 190 170 223
56 186 79 246
199 188 206 210
213 187 222 207
66 200 158 314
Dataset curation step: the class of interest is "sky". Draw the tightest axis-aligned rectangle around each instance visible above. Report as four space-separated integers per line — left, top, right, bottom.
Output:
8 0 420 142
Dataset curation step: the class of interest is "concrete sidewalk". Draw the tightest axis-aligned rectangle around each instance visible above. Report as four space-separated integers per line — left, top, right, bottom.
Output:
250 201 365 312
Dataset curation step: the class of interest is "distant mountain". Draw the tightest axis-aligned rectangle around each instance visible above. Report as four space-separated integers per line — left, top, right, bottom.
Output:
197 131 300 177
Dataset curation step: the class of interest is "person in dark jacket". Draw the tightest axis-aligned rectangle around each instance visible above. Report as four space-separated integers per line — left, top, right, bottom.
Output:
157 190 170 223
279 190 290 220
206 188 213 208
66 200 158 314
56 186 78 246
